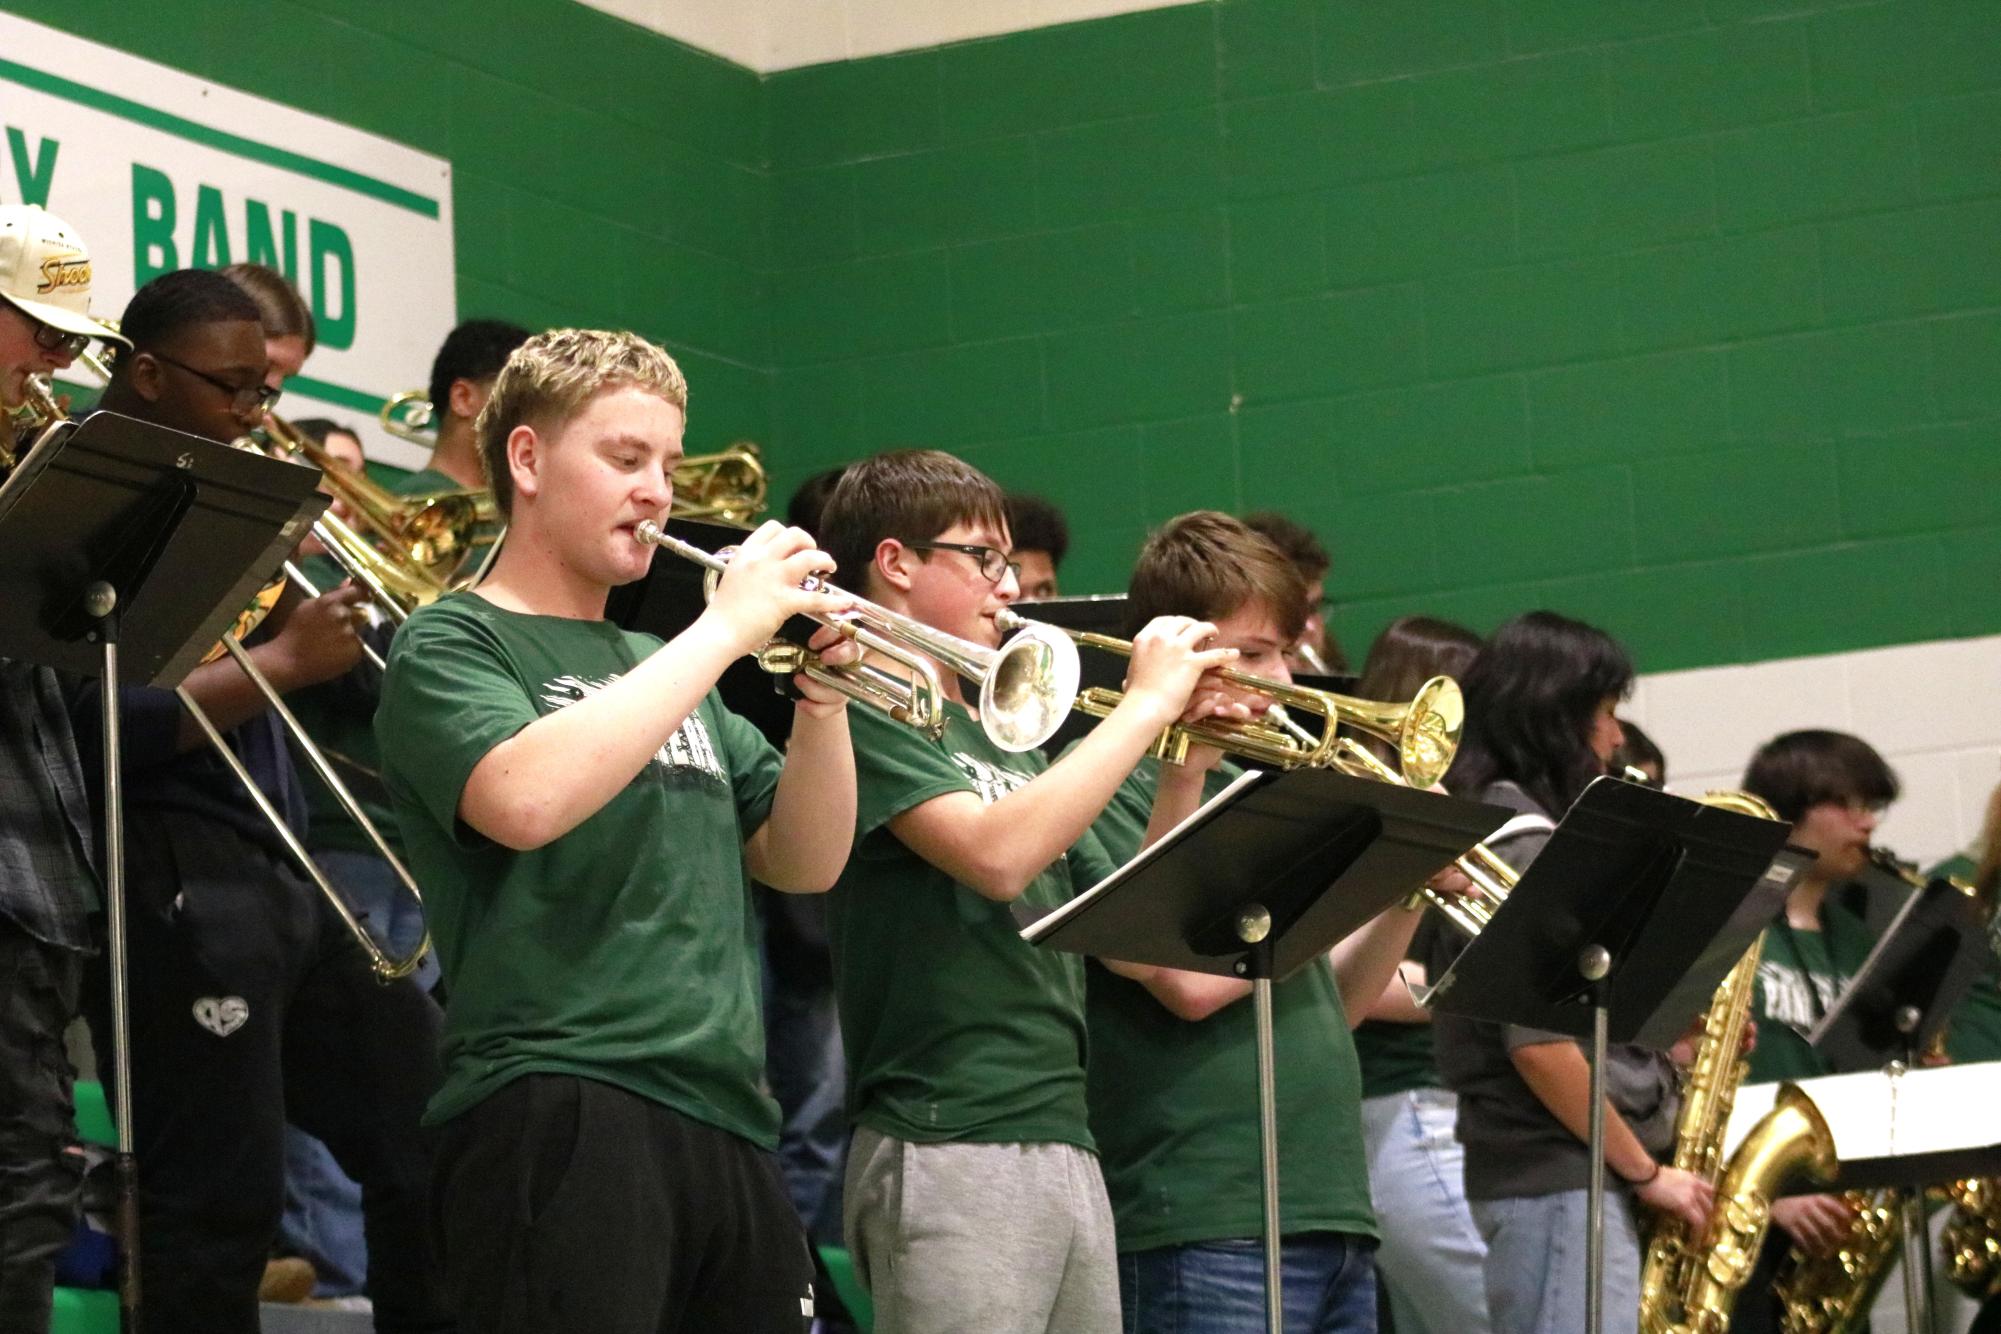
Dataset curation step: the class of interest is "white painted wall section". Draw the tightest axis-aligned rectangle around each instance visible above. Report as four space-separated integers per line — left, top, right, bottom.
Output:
575 0 1206 71
1627 635 2001 872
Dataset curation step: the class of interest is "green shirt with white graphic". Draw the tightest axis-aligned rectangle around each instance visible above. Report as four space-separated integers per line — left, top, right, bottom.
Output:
375 592 785 1142
830 701 1118 1150
1746 902 1878 1083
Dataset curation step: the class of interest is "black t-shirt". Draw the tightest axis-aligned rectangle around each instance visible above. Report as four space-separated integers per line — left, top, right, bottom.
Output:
1429 780 1680 1201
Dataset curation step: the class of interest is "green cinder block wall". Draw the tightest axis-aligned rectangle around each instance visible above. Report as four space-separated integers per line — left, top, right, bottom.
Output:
17 0 2000 673
763 0 2001 672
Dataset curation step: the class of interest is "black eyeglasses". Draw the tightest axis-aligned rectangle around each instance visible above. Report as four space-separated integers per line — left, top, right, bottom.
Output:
151 353 281 414
22 314 89 360
906 540 1022 586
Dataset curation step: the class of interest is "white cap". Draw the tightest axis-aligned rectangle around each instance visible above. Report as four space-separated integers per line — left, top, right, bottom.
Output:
0 204 130 348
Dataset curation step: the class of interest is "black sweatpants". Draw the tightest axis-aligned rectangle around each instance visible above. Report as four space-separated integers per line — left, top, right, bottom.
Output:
0 916 85 1334
433 1073 817 1334
84 812 452 1334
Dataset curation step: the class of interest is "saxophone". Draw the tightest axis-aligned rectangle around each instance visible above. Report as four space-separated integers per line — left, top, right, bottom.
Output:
1773 1189 1904 1334
1942 1176 2001 1300
1639 791 1841 1334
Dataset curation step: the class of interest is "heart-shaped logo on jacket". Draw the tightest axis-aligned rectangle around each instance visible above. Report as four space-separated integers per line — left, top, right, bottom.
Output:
192 996 249 1038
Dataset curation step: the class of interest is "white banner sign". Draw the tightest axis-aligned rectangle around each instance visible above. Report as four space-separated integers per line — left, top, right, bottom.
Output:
1 13 455 469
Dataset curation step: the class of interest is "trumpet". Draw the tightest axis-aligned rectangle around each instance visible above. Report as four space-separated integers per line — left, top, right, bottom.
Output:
4 373 68 476
993 609 1465 788
1327 738 1516 936
634 520 1080 752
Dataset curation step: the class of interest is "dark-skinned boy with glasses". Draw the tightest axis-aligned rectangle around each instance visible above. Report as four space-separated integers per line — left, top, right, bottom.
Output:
75 269 453 1334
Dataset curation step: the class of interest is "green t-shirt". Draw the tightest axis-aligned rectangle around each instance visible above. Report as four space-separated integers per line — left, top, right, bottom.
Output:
285 467 496 856
1354 1018 1438 1100
1747 903 1878 1083
374 592 785 1142
1082 755 1378 1252
830 701 1116 1150
1929 853 2001 1063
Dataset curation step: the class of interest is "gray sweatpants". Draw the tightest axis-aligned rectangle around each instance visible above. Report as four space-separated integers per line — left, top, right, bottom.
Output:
843 1126 1120 1334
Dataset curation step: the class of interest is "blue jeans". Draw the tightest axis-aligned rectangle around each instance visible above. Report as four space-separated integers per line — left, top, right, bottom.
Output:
1359 1088 1491 1334
1469 1189 1641 1334
276 849 436 1297
1119 1232 1378 1334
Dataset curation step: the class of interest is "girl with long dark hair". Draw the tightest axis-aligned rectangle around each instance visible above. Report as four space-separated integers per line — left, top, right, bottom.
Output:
1431 612 1713 1334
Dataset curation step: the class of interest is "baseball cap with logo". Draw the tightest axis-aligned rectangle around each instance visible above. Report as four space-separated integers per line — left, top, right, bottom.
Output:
0 204 131 349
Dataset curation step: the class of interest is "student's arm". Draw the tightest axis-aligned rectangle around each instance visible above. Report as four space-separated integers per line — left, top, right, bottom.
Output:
886 617 1235 902
1328 903 1428 1026
460 524 851 851
1363 961 1433 1024
171 582 371 749
1510 1039 1714 1228
744 654 856 893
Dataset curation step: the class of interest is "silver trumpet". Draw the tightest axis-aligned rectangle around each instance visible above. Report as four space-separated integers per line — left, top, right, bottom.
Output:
634 520 1080 752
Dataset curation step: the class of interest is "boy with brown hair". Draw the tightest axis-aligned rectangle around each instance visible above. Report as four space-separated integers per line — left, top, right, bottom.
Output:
376 328 860 1334
1082 510 1428 1333
818 450 1233 1333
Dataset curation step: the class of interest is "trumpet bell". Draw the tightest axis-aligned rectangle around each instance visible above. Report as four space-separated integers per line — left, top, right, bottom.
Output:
1393 675 1465 790
980 621 1082 753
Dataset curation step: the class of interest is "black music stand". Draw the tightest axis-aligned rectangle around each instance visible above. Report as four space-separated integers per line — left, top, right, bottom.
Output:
1419 777 1806 1334
1025 766 1507 1334
606 515 794 746
0 413 325 1332
1807 876 1990 1334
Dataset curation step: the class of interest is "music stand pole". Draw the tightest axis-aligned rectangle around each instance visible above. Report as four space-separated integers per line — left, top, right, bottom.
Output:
85 582 144 1331
1581 946 1613 1334
1891 1011 1935 1334
1237 907 1284 1334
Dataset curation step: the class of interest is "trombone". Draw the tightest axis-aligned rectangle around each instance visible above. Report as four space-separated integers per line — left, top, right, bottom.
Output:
992 609 1465 788
264 411 485 584
178 632 431 981
634 520 1080 752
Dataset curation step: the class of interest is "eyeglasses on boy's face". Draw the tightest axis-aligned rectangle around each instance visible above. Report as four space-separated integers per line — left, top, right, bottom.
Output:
906 540 1022 586
151 352 282 414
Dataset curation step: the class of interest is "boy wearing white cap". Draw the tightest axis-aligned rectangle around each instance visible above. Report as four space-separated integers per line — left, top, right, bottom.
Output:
0 203 124 1334
0 203 127 413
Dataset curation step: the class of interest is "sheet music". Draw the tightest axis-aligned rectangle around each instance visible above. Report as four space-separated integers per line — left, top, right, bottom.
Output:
1019 769 1265 945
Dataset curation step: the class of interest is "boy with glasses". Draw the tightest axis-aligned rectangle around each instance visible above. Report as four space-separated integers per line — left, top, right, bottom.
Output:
817 450 1234 1333
76 269 452 1334
1734 729 1901 1330
0 203 126 1334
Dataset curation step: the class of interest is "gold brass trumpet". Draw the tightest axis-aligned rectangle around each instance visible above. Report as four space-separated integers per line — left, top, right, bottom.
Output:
4 373 68 476
993 609 1465 788
634 520 1080 751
